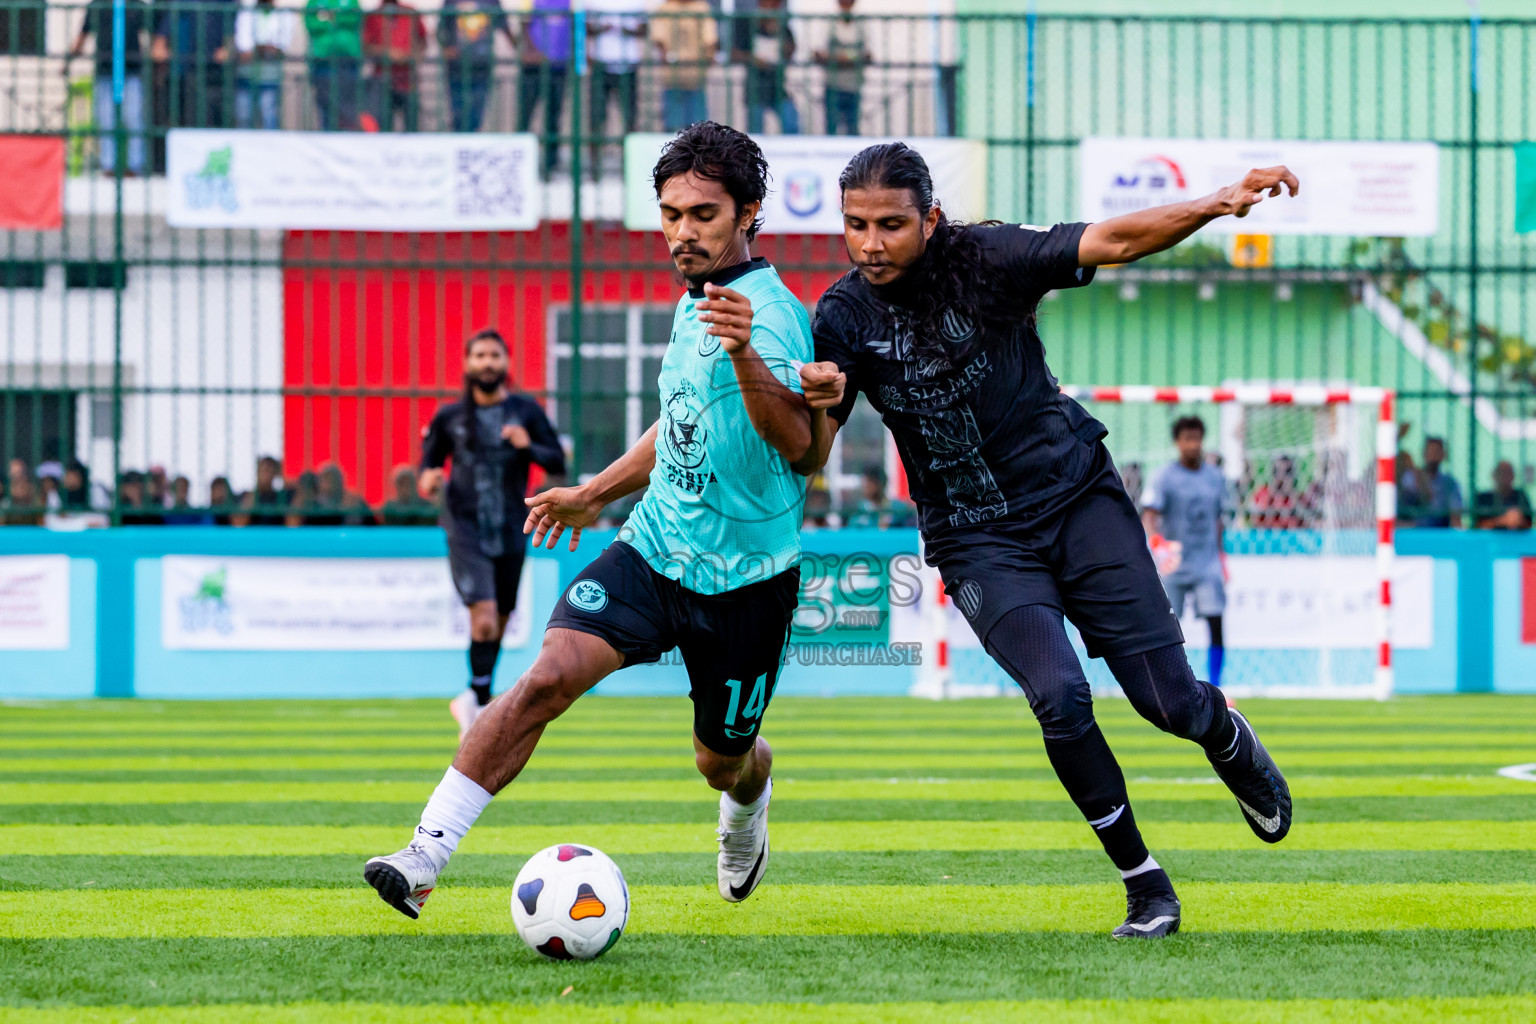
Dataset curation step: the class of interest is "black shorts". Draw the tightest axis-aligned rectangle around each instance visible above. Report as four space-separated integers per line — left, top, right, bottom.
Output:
444 516 527 616
922 442 1183 661
545 541 799 757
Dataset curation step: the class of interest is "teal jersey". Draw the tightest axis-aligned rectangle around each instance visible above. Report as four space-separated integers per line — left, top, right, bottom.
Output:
621 259 812 594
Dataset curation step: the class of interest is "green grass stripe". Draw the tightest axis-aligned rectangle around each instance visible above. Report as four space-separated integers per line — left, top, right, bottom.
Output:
6 821 1533 857
8 774 1534 805
6 850 1535 891
0 997 1534 1024
4 932 1533 1005
6 747 1534 774
4 883 1531 939
8 795 1536 828
7 728 1526 752
16 764 1513 784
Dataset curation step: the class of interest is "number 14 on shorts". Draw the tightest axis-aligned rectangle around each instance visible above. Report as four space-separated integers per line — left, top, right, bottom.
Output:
722 674 768 739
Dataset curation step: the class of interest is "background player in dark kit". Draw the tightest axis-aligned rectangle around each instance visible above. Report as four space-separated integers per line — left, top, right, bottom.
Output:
796 142 1300 938
419 328 567 739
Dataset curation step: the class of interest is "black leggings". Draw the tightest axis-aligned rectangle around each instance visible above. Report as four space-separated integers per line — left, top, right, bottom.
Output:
981 603 1232 872
983 603 1223 744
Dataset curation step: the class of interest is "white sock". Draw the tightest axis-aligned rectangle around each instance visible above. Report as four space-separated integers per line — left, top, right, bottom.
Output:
415 767 494 864
721 777 772 829
1119 854 1162 880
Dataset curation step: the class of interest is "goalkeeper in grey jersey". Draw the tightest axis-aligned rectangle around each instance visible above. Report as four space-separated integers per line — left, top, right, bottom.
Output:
1141 415 1231 689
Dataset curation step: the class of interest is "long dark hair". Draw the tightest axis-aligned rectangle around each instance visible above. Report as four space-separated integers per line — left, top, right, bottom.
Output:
461 327 509 453
838 142 1007 355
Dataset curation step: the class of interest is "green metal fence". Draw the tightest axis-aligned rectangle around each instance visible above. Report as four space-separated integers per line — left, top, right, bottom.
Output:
0 6 1531 530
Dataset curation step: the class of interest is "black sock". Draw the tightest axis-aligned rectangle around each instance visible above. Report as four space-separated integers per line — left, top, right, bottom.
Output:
1194 681 1239 758
469 639 501 706
1125 866 1176 899
1042 723 1150 872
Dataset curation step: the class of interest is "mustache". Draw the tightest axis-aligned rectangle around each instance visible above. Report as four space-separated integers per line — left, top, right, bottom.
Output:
671 244 710 259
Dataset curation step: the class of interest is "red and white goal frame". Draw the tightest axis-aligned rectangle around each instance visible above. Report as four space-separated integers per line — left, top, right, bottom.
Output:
915 385 1397 700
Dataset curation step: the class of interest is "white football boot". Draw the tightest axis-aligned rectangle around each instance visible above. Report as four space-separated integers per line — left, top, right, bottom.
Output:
716 777 771 903
364 836 445 919
449 690 482 741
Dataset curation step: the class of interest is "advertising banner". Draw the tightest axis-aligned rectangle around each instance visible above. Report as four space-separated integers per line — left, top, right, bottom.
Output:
160 556 532 651
0 555 70 650
1079 137 1440 236
624 133 989 234
166 130 541 231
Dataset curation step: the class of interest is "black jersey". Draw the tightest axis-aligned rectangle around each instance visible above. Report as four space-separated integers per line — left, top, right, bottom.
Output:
811 221 1104 536
421 393 566 556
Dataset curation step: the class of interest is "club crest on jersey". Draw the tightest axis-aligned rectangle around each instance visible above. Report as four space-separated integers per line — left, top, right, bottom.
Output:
952 579 984 620
566 579 609 612
696 327 721 357
939 308 977 343
663 382 708 469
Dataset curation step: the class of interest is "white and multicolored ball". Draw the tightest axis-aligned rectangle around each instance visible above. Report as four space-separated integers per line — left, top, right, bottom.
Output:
510 843 630 960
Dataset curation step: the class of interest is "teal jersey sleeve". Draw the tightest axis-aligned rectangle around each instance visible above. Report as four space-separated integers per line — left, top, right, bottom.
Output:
749 296 813 395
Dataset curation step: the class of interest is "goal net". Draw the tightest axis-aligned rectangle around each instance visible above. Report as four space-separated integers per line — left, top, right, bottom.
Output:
909 385 1396 700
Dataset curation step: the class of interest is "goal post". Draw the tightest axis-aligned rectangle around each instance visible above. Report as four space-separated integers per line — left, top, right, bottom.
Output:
911 385 1397 701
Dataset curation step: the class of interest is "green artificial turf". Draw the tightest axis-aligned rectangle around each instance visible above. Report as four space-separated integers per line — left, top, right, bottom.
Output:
1 695 1533 1022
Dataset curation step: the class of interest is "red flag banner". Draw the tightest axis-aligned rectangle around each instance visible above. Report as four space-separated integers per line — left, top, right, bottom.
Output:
1523 558 1536 645
0 135 64 231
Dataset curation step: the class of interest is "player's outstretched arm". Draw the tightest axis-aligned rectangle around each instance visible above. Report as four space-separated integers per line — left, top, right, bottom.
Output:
791 361 846 476
1077 166 1300 267
697 283 813 464
524 421 659 551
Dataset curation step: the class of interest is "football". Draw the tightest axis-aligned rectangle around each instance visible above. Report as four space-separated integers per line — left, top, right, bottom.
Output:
511 844 630 961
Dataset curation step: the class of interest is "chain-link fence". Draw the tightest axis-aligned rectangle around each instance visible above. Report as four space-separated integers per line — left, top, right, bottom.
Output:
0 6 1531 532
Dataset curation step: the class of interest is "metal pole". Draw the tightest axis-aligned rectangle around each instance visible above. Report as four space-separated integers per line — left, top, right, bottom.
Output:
1025 1 1037 223
1466 3 1480 526
569 5 587 477
110 0 126 525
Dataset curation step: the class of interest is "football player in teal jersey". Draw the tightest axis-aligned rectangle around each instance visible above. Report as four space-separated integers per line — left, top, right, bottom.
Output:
365 122 814 921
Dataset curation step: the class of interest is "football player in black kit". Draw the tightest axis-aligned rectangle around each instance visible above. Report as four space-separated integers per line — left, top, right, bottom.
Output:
795 143 1300 938
420 328 566 739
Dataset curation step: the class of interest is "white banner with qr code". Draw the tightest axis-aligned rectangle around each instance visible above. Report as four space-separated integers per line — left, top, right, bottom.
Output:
0 555 70 650
165 130 541 231
160 555 532 651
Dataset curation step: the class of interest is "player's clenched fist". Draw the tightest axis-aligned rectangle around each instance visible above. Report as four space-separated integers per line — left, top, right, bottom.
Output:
799 361 846 411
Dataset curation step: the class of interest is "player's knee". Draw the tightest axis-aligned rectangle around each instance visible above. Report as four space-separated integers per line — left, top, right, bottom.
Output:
695 749 747 791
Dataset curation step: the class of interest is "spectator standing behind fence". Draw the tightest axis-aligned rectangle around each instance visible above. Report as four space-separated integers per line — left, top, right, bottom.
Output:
649 0 714 131
1398 436 1464 529
305 0 364 130
382 465 439 525
2 459 43 525
815 0 866 136
1474 461 1532 530
518 0 571 177
70 0 149 176
153 0 236 128
846 465 915 529
438 0 515 133
735 0 798 134
586 0 645 168
363 0 427 131
209 476 235 525
233 0 295 130
233 455 289 526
